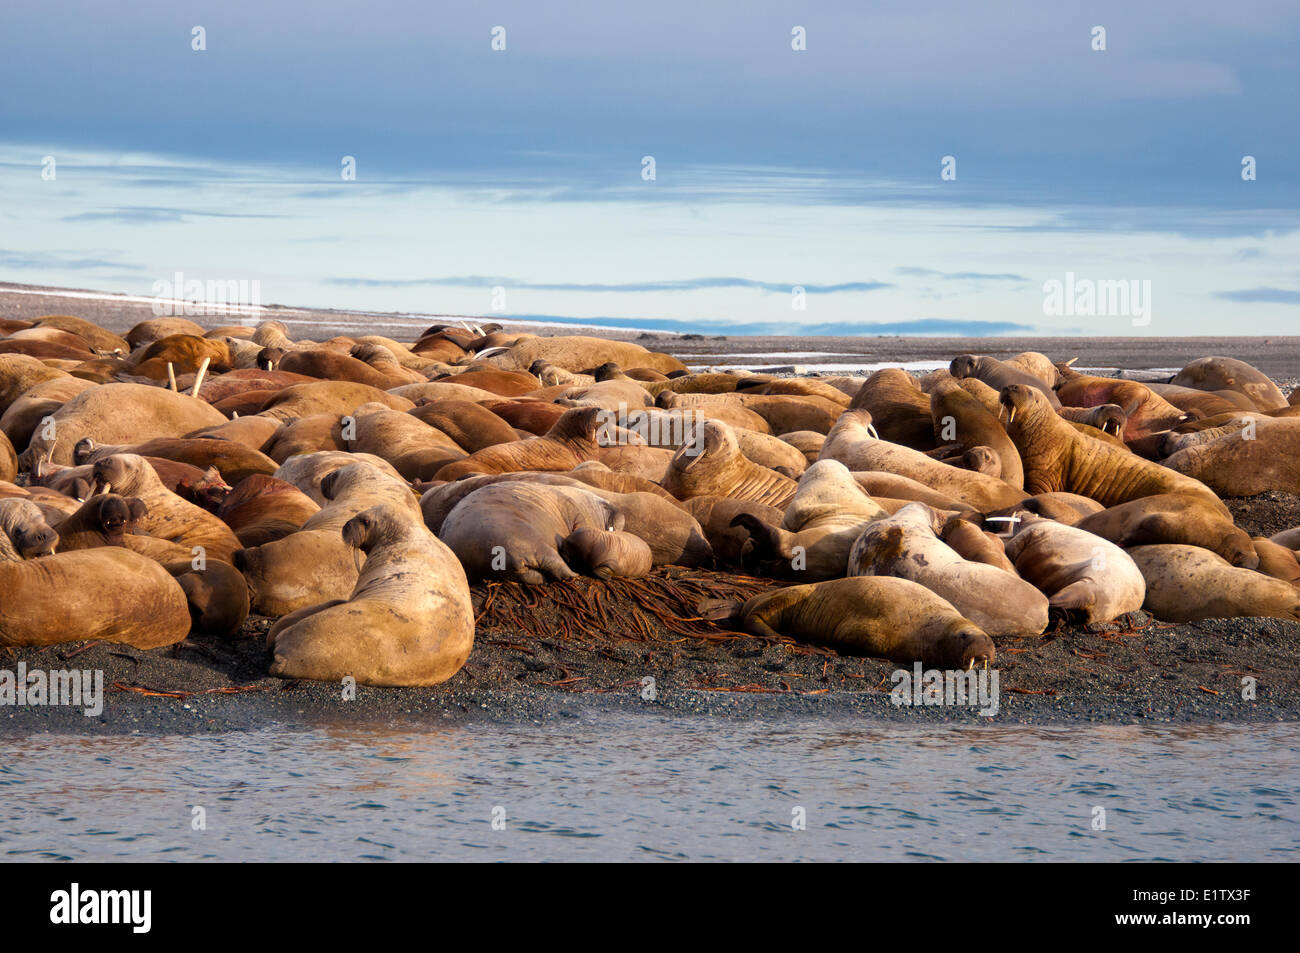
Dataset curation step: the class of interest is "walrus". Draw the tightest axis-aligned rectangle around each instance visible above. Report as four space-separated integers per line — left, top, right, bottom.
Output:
938 515 1017 573
126 334 232 378
1073 493 1259 569
998 384 1224 510
1270 526 1300 550
341 402 466 480
31 314 129 354
124 317 206 349
438 481 621 583
710 576 995 669
482 335 687 376
847 368 936 449
408 398 520 452
847 503 1049 636
0 355 72 417
217 474 322 546
1145 382 1254 418
820 410 1026 511
1001 514 1146 624
951 354 1062 408
929 377 1024 488
0 500 190 648
661 420 797 508
19 382 227 467
234 461 420 616
559 527 654 578
1127 544 1300 622
262 413 346 462
1158 417 1300 496
985 491 1104 526
0 375 96 449
267 504 475 686
1055 403 1127 440
728 459 887 580
257 380 414 421
684 496 786 569
89 454 242 562
654 392 774 434
74 436 278 485
1170 356 1287 411
1004 351 1060 389
433 406 604 480
778 430 826 465
271 450 404 505
270 347 406 390
1054 367 1188 439
0 498 59 560
1251 538 1300 586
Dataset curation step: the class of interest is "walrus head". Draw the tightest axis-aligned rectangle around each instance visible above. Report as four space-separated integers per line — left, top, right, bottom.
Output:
256 346 286 371
949 355 979 379
80 494 146 543
73 436 98 465
342 505 405 553
0 498 59 560
960 446 1002 478
593 362 624 382
998 383 1047 430
1085 404 1127 438
89 453 157 498
934 622 997 670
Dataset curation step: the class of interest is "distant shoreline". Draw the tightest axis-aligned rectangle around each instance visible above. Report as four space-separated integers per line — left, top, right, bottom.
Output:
4 280 1299 378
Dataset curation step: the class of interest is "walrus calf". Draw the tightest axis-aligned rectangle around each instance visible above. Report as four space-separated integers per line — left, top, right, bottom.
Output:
267 504 475 686
713 577 995 669
1128 545 1300 622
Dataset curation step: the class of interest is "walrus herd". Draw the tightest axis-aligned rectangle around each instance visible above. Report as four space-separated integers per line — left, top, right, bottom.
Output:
1 313 1299 686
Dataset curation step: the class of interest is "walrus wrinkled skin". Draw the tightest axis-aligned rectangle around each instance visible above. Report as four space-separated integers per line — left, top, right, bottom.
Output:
1054 368 1188 440
1002 515 1146 625
0 500 190 648
848 503 1049 636
662 420 797 508
999 384 1224 511
820 410 1026 511
1073 494 1259 569
559 527 654 578
729 460 886 580
1170 356 1288 412
438 482 620 583
1128 545 1300 622
268 504 475 686
720 577 995 669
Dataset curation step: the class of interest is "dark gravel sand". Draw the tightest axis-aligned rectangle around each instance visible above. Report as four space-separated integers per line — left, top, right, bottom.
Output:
2 281 1298 733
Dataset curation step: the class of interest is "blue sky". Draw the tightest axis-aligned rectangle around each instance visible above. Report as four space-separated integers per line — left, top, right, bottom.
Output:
1 0 1298 335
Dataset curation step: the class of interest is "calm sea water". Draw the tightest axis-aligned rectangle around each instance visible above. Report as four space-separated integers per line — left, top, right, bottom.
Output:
2 716 1297 862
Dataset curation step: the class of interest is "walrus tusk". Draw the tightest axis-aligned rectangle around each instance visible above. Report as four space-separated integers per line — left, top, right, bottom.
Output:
96 482 111 496
167 362 177 392
191 357 210 397
1064 357 1078 366
1008 406 1016 425
867 424 879 439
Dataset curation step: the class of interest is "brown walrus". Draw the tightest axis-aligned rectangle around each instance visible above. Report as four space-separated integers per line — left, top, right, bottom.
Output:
1158 418 1300 496
1170 356 1287 411
951 354 1062 409
1128 544 1300 622
709 576 995 669
998 384 1224 510
433 406 604 480
1073 494 1259 569
820 410 1026 511
1054 367 1188 439
217 474 322 547
661 420 797 508
89 454 242 563
847 502 1049 636
437 482 621 583
1001 514 1146 624
267 504 475 686
929 377 1024 488
728 459 886 580
0 500 191 648
847 368 936 449
558 527 654 578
